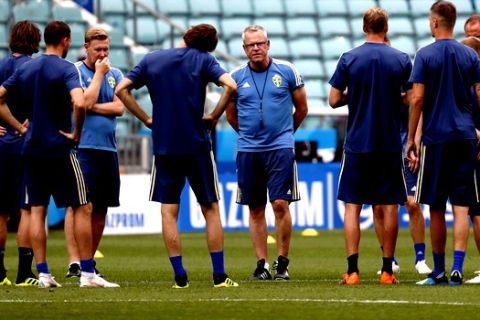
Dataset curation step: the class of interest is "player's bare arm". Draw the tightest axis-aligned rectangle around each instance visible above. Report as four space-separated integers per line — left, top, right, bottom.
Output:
292 87 308 132
115 78 152 128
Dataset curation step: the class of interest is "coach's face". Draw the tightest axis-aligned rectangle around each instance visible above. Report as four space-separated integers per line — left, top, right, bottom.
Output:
85 38 110 68
243 31 270 66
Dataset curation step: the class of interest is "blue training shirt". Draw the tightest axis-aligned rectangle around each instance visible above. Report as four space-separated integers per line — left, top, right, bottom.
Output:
329 42 412 153
0 54 31 155
2 54 83 158
75 61 123 152
409 39 480 144
126 47 225 155
231 58 304 152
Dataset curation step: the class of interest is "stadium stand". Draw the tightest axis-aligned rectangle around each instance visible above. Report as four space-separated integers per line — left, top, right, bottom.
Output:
4 0 480 169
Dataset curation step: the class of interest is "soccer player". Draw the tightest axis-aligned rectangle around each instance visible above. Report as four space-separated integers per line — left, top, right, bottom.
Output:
226 25 307 281
62 27 123 287
115 24 238 288
407 1 480 286
459 36 480 284
0 21 110 288
0 20 40 287
329 7 410 285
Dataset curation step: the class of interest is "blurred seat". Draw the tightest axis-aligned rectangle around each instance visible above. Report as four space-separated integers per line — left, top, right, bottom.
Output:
221 17 252 41
189 0 221 16
252 0 285 17
126 17 160 46
410 1 433 17
52 5 85 24
346 0 377 17
125 0 157 16
70 23 86 47
220 0 253 17
156 0 189 16
108 28 126 48
0 23 7 48
390 36 416 58
324 59 340 79
455 15 469 38
378 0 410 17
13 1 50 23
109 48 130 71
0 0 10 23
316 0 348 17
318 17 351 39
286 17 318 38
293 59 325 79
268 36 291 60
388 17 415 37
284 0 317 16
253 17 286 37
289 37 322 59
456 0 474 16
227 38 246 58
99 0 127 32
137 94 153 116
413 17 431 38
188 16 221 32
321 37 353 60
350 17 366 39
416 36 434 49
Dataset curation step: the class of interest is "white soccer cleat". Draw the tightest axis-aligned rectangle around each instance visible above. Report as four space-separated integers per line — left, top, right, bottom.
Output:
38 273 62 288
80 273 120 288
415 260 432 274
465 274 480 284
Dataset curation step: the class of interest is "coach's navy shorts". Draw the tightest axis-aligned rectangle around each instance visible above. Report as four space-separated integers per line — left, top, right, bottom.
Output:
415 140 477 210
77 149 120 208
0 153 25 213
338 151 407 205
150 150 220 205
236 148 300 207
23 150 89 208
404 158 418 196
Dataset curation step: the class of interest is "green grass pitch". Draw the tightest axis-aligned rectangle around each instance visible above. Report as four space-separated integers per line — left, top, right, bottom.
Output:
2 228 480 319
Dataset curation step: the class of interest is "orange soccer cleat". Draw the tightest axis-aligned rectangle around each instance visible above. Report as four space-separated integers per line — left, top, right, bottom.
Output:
339 272 359 285
380 271 400 285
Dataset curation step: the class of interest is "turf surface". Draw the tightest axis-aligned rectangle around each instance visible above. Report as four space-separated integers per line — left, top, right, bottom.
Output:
1 228 480 319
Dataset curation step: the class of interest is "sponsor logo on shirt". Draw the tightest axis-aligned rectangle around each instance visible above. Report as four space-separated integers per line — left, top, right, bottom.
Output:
272 74 282 87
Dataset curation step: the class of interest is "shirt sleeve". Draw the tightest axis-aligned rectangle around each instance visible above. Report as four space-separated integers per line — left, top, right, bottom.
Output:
402 55 413 92
328 53 348 91
64 63 83 91
126 56 147 89
1 68 19 92
409 50 425 84
287 62 304 92
204 54 227 86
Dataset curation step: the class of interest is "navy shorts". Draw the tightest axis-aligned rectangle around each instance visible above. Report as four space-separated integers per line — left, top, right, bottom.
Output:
236 148 300 207
150 150 220 205
0 153 26 213
415 140 477 209
23 150 89 208
338 151 407 205
404 158 418 196
77 149 120 208
469 160 480 217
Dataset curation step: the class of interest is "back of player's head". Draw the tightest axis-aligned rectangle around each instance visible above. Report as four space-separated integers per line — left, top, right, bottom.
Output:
9 20 41 55
44 21 71 46
461 36 480 56
363 7 388 34
430 1 456 30
183 24 218 52
84 27 109 44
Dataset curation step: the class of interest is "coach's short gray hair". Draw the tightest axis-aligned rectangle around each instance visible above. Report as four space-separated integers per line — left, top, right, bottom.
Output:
242 25 268 41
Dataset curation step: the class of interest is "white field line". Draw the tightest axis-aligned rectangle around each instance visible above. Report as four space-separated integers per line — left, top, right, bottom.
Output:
0 298 478 306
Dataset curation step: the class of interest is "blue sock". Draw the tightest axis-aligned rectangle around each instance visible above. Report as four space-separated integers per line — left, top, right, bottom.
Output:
432 252 445 277
451 250 466 274
169 256 186 276
210 251 225 275
414 243 426 263
36 262 49 274
80 259 95 273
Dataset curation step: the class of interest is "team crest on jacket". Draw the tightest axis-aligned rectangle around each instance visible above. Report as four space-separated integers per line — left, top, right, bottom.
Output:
272 74 282 87
108 76 116 88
